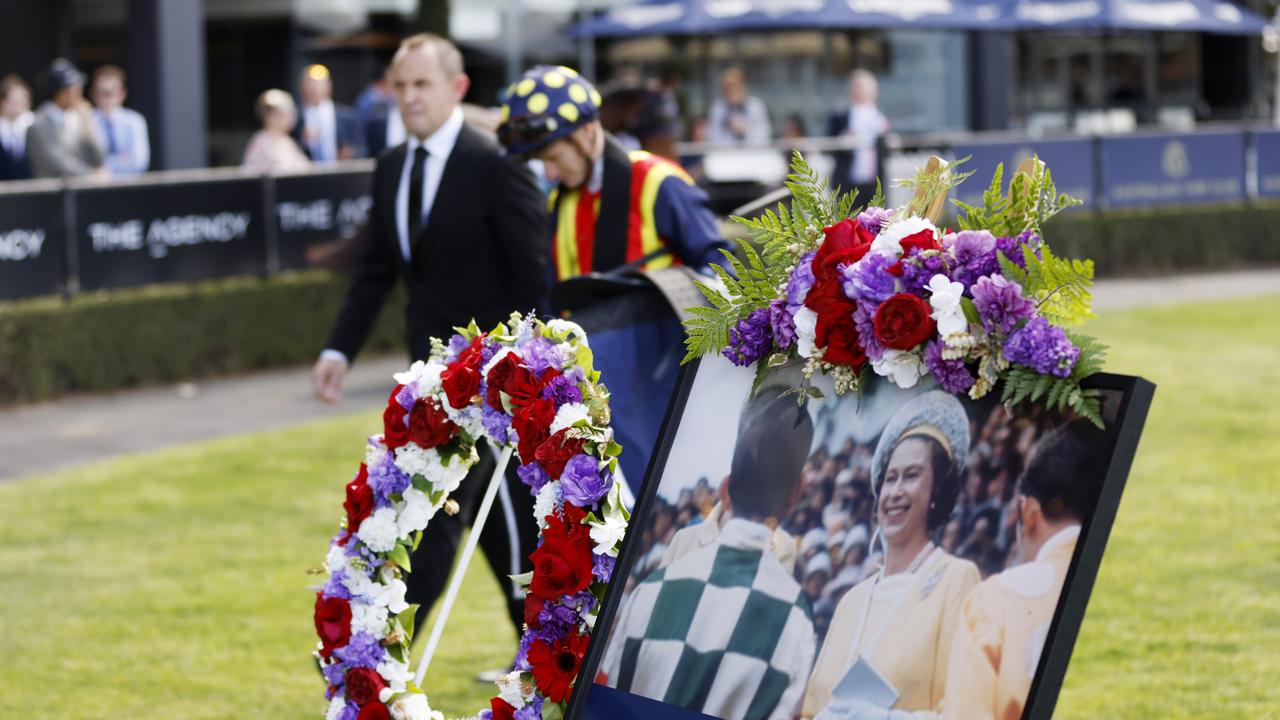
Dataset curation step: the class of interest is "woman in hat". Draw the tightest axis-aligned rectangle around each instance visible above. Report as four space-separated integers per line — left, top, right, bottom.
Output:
802 392 980 719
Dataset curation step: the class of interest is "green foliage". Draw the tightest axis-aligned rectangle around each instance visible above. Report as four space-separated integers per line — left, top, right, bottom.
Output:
999 243 1096 327
1000 334 1108 427
898 155 974 219
0 272 406 406
954 157 1081 236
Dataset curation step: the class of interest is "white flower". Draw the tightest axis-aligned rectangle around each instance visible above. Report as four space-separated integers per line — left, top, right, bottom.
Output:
871 216 938 257
550 402 591 434
372 578 410 615
351 601 389 637
590 511 628 556
547 318 588 346
393 360 447 395
793 307 818 358
533 481 562 530
393 446 473 496
326 544 348 575
357 507 400 553
365 441 391 469
872 348 927 389
496 670 528 709
342 567 378 599
396 487 438 539
390 693 438 720
927 274 968 337
452 405 485 439
326 694 347 720
377 657 412 697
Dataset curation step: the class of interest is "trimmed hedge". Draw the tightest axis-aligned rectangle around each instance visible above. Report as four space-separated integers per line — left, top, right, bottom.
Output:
0 272 405 405
3 202 1278 406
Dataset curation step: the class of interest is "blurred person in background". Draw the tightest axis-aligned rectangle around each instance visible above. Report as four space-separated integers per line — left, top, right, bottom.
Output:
241 89 310 174
943 421 1107 720
706 66 771 146
361 66 405 157
90 65 150 176
0 74 34 181
26 58 106 179
828 69 890 202
295 64 363 162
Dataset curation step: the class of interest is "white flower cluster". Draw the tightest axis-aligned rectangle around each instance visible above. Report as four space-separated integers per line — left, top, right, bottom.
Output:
549 402 591 434
357 507 400 553
393 360 447 396
533 480 562 530
496 670 529 709
393 445 471 497
589 479 628 556
389 693 445 720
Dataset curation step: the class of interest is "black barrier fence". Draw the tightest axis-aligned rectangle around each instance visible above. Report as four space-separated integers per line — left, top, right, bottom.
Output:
0 162 374 301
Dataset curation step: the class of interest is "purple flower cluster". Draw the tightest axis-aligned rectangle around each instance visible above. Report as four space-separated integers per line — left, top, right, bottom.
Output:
923 341 975 394
944 230 1000 290
592 553 616 582
1003 316 1079 377
856 206 894 234
841 252 897 304
334 632 385 669
853 303 885 363
541 373 582 407
971 274 1035 335
769 299 796 350
521 336 565 376
482 402 512 445
896 250 949 295
445 334 470 362
561 454 612 506
995 230 1041 269
366 451 410 506
517 461 551 493
321 570 352 600
515 696 545 720
722 307 773 367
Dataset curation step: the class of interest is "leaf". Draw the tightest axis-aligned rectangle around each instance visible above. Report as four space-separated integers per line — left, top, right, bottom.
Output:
397 605 418 639
389 543 412 573
542 700 566 720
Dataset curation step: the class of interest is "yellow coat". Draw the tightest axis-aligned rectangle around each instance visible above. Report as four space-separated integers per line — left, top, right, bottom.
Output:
942 526 1081 720
803 549 980 717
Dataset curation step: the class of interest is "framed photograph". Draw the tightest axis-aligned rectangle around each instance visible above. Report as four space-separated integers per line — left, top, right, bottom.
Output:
568 354 1153 720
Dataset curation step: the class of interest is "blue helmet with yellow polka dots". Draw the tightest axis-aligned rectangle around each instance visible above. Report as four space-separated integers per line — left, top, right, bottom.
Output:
498 65 603 156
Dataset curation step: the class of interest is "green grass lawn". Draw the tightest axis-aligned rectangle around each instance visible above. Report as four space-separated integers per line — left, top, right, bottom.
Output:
2 295 1278 718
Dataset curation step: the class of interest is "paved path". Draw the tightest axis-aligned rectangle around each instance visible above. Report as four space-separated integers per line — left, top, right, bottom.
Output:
3 268 1278 482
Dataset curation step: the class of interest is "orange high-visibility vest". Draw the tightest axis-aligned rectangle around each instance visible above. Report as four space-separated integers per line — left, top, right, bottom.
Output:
551 149 695 282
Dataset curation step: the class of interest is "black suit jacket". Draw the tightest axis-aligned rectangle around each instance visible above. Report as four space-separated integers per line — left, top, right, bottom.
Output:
295 102 366 159
325 123 551 361
0 145 31 181
827 109 888 195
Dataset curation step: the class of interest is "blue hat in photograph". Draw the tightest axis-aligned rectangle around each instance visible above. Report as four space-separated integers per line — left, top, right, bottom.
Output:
870 391 970 494
498 65 602 156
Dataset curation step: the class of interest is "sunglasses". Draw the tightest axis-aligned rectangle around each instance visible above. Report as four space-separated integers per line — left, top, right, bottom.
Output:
498 114 561 149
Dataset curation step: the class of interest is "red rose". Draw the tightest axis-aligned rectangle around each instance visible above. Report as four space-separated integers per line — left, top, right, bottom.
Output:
513 398 556 464
441 363 480 410
313 594 352 659
506 366 561 412
813 217 874 282
343 464 374 537
355 703 391 720
803 276 845 314
535 429 586 480
528 632 590 703
874 293 936 350
524 594 546 629
457 335 485 369
490 698 517 720
485 352 524 411
345 667 388 707
529 532 594 600
407 397 458 449
886 229 941 276
815 300 866 368
382 385 410 450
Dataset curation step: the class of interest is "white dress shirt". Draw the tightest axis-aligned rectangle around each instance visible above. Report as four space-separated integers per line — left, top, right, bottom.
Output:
0 112 32 158
94 107 150 175
302 99 338 162
845 103 889 185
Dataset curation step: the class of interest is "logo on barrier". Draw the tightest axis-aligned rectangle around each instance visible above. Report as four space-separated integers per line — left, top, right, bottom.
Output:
0 228 46 262
1162 140 1190 179
88 212 253 259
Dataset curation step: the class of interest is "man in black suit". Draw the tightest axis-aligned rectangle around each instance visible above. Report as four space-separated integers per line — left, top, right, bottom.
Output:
312 34 551 654
295 64 365 161
827 69 890 203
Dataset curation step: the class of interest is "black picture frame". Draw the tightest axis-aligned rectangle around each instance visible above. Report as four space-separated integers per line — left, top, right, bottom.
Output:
567 357 1154 720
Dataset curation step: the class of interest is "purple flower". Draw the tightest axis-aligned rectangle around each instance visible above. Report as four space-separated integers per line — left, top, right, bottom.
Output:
515 631 536 671
321 660 347 687
561 455 612 506
898 251 949 295
517 462 551 493
841 253 897 304
1003 316 1080 377
857 206 894 235
367 454 410 506
339 702 359 720
722 307 773 367
521 336 566 375
944 230 999 290
394 384 415 411
787 252 817 307
540 600 582 631
995 230 1042 269
322 570 352 601
592 553 616 582
853 301 886 363
445 334 469 362
541 373 582 407
971 274 1035 335
768 299 796 350
479 711 494 720
481 339 501 367
482 403 512 445
515 696 544 720
923 340 975 394
334 632 385 669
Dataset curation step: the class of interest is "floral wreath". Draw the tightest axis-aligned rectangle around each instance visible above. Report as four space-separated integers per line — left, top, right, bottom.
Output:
684 154 1108 427
312 312 629 720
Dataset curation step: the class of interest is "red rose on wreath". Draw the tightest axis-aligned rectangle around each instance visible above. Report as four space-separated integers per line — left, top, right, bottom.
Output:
815 300 866 368
457 335 485 369
313 594 352 659
441 363 480 409
886 229 941 276
345 667 388 706
382 385 410 450
408 396 458 449
524 594 546 629
528 631 590 703
506 366 562 412
485 352 524 410
343 464 374 539
535 429 587 480
513 398 556 463
490 697 517 720
529 524 594 600
874 293 936 350
802 274 846 314
813 218 874 282
355 702 391 720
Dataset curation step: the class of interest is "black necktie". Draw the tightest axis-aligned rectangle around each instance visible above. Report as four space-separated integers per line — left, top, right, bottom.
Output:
407 146 428 253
